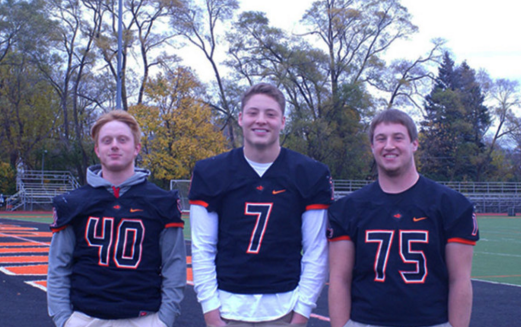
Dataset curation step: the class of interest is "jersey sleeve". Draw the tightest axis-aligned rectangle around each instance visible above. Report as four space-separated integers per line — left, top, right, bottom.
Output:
295 159 334 211
50 190 85 232
327 197 352 242
188 156 228 213
441 191 479 245
153 189 184 229
188 161 210 208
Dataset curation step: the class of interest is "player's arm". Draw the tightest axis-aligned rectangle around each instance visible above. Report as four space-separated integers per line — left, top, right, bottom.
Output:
190 204 226 327
158 227 186 327
47 226 75 327
328 239 355 327
446 242 474 327
292 208 329 323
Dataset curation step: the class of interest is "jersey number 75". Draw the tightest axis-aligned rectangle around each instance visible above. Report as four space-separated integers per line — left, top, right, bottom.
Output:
366 230 428 283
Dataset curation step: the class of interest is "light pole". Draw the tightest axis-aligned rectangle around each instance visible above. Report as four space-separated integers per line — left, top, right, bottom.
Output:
41 149 47 184
116 0 123 109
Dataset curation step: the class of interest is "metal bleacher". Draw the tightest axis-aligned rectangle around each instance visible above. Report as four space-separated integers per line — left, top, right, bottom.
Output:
441 181 521 214
333 180 521 214
6 170 80 211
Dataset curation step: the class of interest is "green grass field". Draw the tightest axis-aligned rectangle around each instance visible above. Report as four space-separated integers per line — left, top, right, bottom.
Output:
472 216 521 286
1 212 520 286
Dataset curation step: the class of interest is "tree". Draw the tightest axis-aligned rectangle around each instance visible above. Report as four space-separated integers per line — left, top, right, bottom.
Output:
130 67 228 187
224 9 373 178
168 0 240 147
224 0 438 178
31 0 110 183
374 39 445 110
419 52 491 181
0 61 60 169
477 77 521 181
301 0 418 97
454 61 491 180
97 0 181 108
482 78 521 151
0 161 16 195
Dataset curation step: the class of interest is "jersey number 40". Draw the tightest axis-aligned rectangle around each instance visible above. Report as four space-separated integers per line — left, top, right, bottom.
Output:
85 217 145 269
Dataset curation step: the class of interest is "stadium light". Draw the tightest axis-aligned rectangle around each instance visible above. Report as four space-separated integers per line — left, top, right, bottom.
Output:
41 149 47 184
116 0 123 109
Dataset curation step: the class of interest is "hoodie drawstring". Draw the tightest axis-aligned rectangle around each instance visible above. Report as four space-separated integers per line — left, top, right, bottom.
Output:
112 186 120 198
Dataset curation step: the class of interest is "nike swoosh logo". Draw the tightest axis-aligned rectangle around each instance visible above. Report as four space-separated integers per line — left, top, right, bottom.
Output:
130 208 143 213
272 189 286 195
413 217 427 222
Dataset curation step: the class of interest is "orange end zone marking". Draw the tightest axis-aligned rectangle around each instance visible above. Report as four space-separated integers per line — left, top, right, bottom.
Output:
36 280 47 288
0 248 49 253
25 280 47 292
0 225 38 230
0 242 51 247
1 264 48 276
186 255 193 285
0 231 52 238
0 255 48 263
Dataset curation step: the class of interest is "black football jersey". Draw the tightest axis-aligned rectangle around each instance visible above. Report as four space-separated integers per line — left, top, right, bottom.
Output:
189 147 333 294
51 181 184 319
328 176 479 326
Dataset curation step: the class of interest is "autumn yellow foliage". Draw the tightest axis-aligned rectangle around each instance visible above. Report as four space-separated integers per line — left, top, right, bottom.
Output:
0 162 15 194
130 68 229 182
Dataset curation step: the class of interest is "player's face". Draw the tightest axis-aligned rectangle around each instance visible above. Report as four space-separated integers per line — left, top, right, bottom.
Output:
371 122 418 177
239 94 286 153
95 120 141 175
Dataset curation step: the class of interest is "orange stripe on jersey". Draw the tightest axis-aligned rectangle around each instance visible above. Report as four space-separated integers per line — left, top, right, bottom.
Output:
165 222 184 229
306 204 330 211
448 237 476 246
328 236 351 242
189 200 208 208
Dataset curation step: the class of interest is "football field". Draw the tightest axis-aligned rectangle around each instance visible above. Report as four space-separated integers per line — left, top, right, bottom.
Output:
0 212 520 327
471 215 521 286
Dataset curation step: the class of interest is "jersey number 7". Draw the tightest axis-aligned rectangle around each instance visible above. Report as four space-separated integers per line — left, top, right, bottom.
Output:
245 203 273 254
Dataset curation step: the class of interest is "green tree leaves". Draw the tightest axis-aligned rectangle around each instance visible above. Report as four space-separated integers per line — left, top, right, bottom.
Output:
419 52 491 181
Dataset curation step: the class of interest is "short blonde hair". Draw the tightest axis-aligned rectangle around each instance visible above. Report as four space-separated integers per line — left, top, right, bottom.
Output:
91 110 141 145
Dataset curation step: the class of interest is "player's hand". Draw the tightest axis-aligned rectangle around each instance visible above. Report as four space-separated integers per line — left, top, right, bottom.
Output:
289 312 309 325
204 309 227 327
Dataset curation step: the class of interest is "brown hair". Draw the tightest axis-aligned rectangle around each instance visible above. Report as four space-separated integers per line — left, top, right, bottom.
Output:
91 110 141 145
241 83 286 114
369 109 418 144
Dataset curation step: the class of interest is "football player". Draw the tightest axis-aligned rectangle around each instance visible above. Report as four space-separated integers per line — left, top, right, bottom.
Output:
47 110 186 327
328 109 479 327
189 83 334 326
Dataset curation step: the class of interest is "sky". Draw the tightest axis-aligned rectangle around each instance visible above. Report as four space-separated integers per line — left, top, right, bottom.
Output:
238 0 521 85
